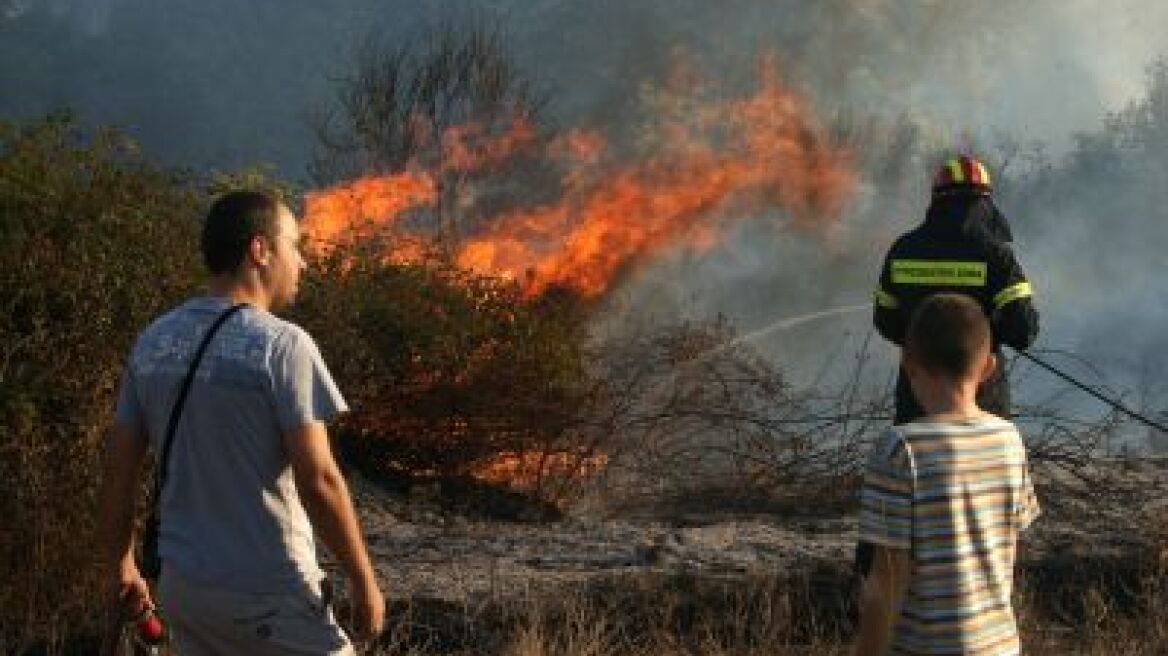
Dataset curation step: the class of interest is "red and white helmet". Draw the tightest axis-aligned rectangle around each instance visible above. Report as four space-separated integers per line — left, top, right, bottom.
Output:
932 155 992 195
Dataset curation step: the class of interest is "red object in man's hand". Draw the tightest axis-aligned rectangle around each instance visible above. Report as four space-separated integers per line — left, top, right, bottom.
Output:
134 608 166 645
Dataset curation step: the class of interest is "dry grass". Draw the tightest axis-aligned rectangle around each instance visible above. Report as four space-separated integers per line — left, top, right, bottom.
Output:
18 541 1166 655
329 517 1167 656
360 568 854 656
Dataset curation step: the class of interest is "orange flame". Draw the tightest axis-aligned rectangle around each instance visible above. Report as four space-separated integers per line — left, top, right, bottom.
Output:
472 450 609 490
442 116 538 173
303 171 437 246
551 129 606 165
304 56 856 298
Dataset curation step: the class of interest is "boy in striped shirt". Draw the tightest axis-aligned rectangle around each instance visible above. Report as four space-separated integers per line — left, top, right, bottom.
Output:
852 294 1040 655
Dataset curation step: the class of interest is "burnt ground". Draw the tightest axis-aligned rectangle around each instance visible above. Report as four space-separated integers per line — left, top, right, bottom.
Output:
325 469 1166 653
343 473 857 603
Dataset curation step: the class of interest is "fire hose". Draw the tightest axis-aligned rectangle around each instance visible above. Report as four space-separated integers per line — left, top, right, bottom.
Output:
1011 347 1168 434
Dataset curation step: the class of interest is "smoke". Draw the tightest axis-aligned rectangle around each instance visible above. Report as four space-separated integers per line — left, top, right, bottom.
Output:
528 1 1168 411
3 0 1167 435
997 57 1168 437
4 1 1164 174
524 0 1168 438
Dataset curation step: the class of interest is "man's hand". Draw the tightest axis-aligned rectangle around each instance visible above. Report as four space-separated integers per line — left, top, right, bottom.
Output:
110 560 154 616
100 559 154 656
348 573 386 642
98 420 151 656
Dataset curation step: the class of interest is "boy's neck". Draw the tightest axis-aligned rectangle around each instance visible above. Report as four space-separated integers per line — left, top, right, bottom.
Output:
915 379 986 422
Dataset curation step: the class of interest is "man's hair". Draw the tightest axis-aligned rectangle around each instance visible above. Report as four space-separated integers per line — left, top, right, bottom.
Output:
905 293 991 380
201 190 283 275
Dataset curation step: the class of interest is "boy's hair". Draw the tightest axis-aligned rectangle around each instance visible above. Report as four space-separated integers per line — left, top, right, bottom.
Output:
201 190 283 275
905 293 991 380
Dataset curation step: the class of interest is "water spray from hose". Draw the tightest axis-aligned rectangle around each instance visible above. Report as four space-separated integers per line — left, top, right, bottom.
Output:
695 303 870 362
649 303 871 401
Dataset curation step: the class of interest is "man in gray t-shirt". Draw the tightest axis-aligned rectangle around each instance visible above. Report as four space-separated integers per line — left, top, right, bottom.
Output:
99 191 384 655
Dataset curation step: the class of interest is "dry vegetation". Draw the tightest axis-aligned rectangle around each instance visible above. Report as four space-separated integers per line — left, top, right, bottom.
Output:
316 506 1168 656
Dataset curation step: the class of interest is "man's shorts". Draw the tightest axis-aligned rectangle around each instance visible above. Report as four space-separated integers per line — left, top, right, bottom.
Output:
158 569 355 656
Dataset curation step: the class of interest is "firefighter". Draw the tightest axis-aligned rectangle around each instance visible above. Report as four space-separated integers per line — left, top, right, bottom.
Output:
854 155 1042 582
873 155 1040 424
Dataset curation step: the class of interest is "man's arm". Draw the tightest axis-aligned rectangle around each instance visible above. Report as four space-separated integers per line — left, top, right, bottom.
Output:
852 545 911 656
97 421 153 637
284 422 385 640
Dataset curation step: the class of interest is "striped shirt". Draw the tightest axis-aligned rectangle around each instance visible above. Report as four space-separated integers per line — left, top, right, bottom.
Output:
860 417 1039 655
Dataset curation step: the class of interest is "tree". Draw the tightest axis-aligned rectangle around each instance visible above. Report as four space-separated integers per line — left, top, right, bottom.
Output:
309 20 555 241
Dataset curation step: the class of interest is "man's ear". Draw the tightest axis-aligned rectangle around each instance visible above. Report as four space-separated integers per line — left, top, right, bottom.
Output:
247 234 271 268
979 351 997 384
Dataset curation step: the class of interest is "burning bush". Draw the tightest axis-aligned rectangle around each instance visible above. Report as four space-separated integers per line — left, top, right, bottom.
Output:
295 41 863 505
293 240 595 492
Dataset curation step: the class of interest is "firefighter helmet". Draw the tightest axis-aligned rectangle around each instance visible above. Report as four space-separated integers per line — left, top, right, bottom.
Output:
932 155 992 195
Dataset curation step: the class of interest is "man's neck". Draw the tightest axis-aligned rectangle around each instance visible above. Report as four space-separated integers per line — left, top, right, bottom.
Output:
207 276 271 312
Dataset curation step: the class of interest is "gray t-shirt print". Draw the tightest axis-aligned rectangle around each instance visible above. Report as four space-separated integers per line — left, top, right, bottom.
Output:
116 296 348 594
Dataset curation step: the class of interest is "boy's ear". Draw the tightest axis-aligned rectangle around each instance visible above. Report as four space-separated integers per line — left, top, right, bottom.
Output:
978 351 998 384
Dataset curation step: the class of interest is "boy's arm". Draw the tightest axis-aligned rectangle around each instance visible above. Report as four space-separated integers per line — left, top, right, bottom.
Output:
1016 454 1041 538
852 545 911 656
854 429 915 655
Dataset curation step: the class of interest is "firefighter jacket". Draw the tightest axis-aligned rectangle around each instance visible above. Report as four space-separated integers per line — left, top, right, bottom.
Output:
873 193 1039 423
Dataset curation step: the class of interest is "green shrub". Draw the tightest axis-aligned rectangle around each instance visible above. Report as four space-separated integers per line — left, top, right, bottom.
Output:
0 115 206 651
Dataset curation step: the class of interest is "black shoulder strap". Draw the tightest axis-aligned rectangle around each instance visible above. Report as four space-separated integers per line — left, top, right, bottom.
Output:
152 303 247 500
